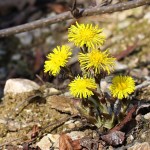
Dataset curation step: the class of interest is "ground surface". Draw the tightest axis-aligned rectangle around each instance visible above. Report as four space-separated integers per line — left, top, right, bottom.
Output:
0 3 150 150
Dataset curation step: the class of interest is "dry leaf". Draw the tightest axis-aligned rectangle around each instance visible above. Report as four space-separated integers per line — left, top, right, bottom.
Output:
59 134 82 150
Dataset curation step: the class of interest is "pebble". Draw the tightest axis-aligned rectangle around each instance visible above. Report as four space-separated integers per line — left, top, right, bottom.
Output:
144 112 150 120
144 12 150 23
68 123 76 129
115 61 128 71
37 134 59 150
43 87 61 96
15 32 33 46
67 131 87 140
4 78 40 95
75 121 82 128
135 114 142 122
129 135 134 142
141 132 146 140
128 142 150 150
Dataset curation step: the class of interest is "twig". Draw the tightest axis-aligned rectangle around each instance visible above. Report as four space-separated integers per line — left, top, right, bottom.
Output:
109 105 138 133
26 114 78 145
36 74 45 85
0 0 149 37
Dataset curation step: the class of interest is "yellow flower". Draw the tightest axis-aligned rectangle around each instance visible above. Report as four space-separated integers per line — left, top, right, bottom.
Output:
69 76 97 98
109 75 135 100
68 22 105 48
44 45 72 76
79 49 115 75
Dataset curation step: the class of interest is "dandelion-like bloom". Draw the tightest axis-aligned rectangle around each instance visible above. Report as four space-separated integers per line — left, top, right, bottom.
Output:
44 45 72 76
68 22 105 48
109 75 135 100
69 76 97 98
79 49 115 75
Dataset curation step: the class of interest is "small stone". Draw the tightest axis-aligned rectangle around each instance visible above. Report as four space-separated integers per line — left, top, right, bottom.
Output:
36 136 52 150
108 146 114 150
68 123 76 129
15 32 33 46
47 134 60 149
100 80 109 92
43 87 61 96
141 133 146 140
47 134 60 142
63 91 72 97
129 135 134 142
75 121 82 128
67 131 86 140
37 134 60 150
98 142 105 150
128 142 150 150
7 120 21 131
144 12 150 23
144 112 150 120
135 114 142 122
118 20 130 29
4 78 40 95
115 61 128 71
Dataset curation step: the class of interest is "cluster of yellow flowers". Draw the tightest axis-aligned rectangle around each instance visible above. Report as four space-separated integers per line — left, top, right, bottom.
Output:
44 22 135 100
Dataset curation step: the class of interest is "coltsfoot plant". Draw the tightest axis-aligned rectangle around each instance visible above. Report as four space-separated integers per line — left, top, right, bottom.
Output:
44 22 135 129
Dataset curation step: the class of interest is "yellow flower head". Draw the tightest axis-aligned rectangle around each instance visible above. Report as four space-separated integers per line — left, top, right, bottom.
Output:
79 49 115 75
69 76 97 98
68 22 105 48
44 45 72 76
109 75 135 100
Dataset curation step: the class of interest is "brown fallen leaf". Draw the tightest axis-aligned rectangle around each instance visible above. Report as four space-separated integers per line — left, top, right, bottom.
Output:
31 125 39 139
59 134 81 150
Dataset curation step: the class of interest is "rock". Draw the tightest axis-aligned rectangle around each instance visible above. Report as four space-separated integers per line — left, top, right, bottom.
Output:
115 61 128 71
98 142 105 150
7 120 21 131
4 78 40 95
130 68 149 79
36 136 52 150
128 142 150 150
75 121 82 128
118 20 130 29
15 32 33 46
129 135 134 142
46 95 78 115
63 91 72 97
100 80 109 92
43 87 61 97
67 131 88 140
135 114 142 122
144 112 150 120
101 131 125 146
108 146 114 150
144 12 150 23
68 123 76 129
65 120 76 129
36 134 60 150
141 132 146 140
